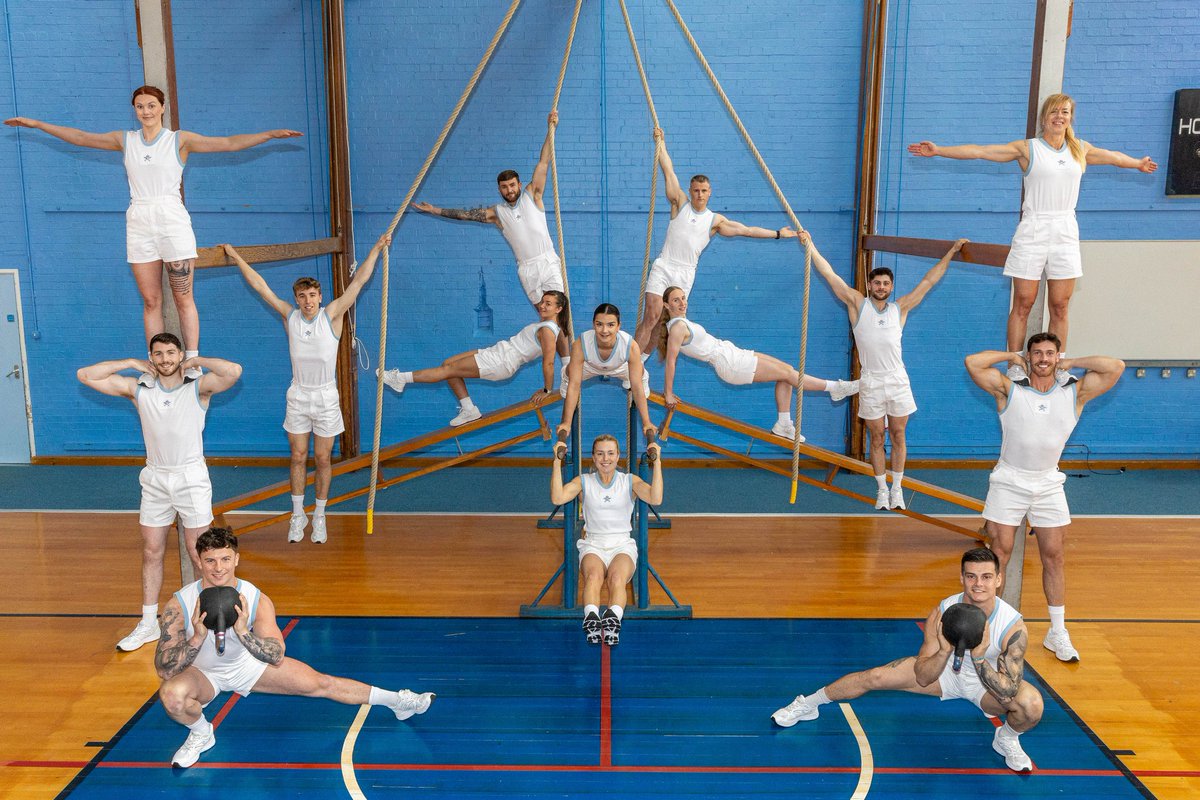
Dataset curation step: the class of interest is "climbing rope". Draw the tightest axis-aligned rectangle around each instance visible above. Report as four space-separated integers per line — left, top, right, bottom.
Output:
547 0 584 340
366 0 522 533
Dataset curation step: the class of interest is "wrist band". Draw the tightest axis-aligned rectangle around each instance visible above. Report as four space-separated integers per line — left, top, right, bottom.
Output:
775 229 781 239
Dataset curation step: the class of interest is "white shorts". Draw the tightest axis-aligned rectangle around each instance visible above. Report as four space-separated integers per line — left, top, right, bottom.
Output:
938 665 988 709
709 344 757 386
517 253 565 304
577 534 638 569
982 462 1071 528
857 369 916 420
1003 213 1082 281
197 655 270 700
475 343 525 381
126 198 198 263
562 360 651 397
139 463 214 528
283 382 345 438
644 257 697 298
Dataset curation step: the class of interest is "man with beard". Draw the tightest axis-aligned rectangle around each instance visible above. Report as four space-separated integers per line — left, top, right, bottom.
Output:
965 334 1123 663
413 111 569 358
77 333 242 651
807 232 967 510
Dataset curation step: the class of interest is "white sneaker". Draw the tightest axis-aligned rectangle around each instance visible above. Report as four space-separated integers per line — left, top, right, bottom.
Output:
288 513 307 543
770 420 805 442
889 486 906 510
310 515 327 544
391 689 436 721
992 725 1033 772
172 724 216 768
772 694 820 727
874 488 890 510
829 379 860 402
449 405 482 427
116 618 160 652
379 368 407 393
1043 628 1080 662
1006 364 1028 381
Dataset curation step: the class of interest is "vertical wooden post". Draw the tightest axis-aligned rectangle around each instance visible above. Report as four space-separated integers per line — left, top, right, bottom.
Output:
321 0 359 458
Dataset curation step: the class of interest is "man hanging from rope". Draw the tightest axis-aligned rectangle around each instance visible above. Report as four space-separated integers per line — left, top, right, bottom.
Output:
414 111 569 357
631 127 800 354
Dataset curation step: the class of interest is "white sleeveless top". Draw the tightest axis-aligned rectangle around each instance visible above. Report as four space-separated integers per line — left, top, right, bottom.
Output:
288 309 340 389
580 329 633 376
490 320 560 364
494 191 555 263
581 471 635 538
999 381 1079 472
658 203 714 267
938 592 1022 675
1021 138 1082 217
124 129 185 202
175 578 263 673
136 379 207 468
852 299 905 374
667 317 722 363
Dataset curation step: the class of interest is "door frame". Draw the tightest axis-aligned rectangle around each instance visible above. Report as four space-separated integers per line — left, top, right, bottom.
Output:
0 270 35 459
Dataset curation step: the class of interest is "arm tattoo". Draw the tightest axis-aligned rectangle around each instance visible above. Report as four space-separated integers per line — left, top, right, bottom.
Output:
885 656 913 669
155 606 200 679
237 630 284 665
439 207 490 223
974 628 1027 702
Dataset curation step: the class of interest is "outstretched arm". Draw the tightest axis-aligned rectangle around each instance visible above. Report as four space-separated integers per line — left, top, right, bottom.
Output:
801 232 862 314
191 356 243 398
972 621 1028 704
76 359 145 399
179 128 302 155
224 244 292 319
325 232 392 319
713 216 799 240
661 323 686 409
964 350 1014 408
1085 145 1157 173
557 339 585 436
3 117 122 150
898 238 968 316
653 128 688 214
528 111 558 203
631 447 663 505
412 201 498 226
1063 355 1125 408
530 327 557 407
627 341 655 435
908 139 1028 165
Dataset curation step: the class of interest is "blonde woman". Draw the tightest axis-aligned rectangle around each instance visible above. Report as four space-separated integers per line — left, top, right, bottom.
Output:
909 93 1156 370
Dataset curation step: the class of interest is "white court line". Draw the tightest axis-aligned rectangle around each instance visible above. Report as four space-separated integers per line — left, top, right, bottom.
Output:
840 702 874 799
341 704 371 800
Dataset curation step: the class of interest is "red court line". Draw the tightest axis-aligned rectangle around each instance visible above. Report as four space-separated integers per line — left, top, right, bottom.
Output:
599 643 612 768
211 617 300 731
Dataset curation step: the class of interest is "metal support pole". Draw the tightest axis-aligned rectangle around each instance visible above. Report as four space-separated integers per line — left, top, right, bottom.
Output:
635 454 650 610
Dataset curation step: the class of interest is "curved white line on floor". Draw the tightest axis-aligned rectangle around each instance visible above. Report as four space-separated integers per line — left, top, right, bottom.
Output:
341 704 371 800
840 702 874 799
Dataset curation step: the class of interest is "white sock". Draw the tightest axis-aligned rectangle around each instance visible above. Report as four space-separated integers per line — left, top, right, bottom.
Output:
185 349 198 359
812 687 832 706
610 605 624 620
141 604 158 625
777 412 792 425
460 396 477 411
1000 721 1020 738
314 498 327 517
641 352 650 364
400 371 414 383
889 470 904 490
1048 605 1066 633
875 474 887 492
291 495 305 515
368 686 394 707
186 715 211 733
584 604 599 617
821 379 832 392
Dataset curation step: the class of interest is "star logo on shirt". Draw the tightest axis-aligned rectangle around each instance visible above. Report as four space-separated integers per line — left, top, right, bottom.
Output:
1057 159 1066 166
143 154 153 162
877 318 887 327
162 399 172 407
602 495 612 503
1038 403 1048 412
303 328 314 338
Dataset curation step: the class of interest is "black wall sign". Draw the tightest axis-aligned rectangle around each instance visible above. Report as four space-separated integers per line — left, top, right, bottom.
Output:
1167 89 1200 196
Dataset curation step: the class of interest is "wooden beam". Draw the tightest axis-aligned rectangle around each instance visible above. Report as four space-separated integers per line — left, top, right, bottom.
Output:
193 237 342 269
862 234 1010 269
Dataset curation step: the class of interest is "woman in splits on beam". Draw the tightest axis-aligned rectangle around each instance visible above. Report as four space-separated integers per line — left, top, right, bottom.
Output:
6 86 301 367
653 286 858 440
380 290 569 426
551 434 663 647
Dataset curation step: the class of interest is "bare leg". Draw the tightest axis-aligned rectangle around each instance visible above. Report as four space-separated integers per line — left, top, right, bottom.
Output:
1031 525 1068 606
863 416 888 477
140 525 170 605
986 520 1020 582
1007 278 1040 352
412 351 480 395
821 655 940 701
1046 279 1075 351
980 682 1044 732
159 668 217 725
633 292 663 353
287 432 311 498
580 554 606 607
251 657 372 704
181 525 204 576
130 260 166 348
605 554 635 609
886 414 909 474
773 380 792 413
164 258 199 351
312 435 335 501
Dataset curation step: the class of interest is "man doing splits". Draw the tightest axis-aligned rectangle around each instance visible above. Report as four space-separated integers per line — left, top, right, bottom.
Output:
631 126 800 352
414 112 569 355
225 233 391 544
550 435 663 646
773 547 1043 773
156 527 434 767
809 233 967 510
965 334 1123 662
77 334 241 651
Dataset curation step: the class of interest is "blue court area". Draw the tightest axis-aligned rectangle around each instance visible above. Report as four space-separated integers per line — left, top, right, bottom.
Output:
64 618 1147 799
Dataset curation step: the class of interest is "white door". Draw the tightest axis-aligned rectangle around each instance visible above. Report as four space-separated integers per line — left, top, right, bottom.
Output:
0 271 33 463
